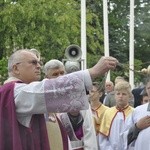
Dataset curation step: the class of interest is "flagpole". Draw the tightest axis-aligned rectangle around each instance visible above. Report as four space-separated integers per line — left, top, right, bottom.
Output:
129 0 135 89
81 0 87 70
103 0 110 81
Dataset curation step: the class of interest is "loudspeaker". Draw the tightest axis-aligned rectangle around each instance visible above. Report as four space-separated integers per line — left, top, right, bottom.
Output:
65 61 81 73
65 45 82 60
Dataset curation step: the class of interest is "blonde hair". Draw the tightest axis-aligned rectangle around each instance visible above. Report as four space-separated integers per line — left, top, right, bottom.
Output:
114 76 125 84
114 81 131 95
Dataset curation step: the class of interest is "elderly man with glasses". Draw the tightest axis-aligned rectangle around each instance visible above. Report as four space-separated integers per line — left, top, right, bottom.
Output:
0 49 118 150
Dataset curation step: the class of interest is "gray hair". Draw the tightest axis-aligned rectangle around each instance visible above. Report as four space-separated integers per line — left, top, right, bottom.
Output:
43 59 65 75
8 49 30 73
30 48 41 59
8 49 39 77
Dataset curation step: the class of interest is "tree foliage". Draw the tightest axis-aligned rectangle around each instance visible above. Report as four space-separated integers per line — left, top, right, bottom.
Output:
0 0 149 84
106 0 150 82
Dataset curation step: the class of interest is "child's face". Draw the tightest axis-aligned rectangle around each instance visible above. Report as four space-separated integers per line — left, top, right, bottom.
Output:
89 86 102 102
115 90 130 108
142 95 149 104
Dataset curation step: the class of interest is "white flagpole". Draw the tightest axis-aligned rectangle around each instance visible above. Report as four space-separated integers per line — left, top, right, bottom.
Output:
103 0 110 81
129 0 135 89
81 0 87 70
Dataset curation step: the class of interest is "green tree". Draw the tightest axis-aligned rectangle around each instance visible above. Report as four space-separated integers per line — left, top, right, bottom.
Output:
0 0 149 84
0 0 104 83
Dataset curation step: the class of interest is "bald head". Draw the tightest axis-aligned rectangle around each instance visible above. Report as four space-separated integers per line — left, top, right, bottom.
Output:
8 49 41 83
8 49 30 72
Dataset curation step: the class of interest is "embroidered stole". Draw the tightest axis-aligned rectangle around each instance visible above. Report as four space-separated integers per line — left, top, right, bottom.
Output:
60 114 84 150
46 114 68 150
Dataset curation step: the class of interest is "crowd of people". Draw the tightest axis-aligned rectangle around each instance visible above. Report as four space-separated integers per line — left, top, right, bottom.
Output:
0 48 150 150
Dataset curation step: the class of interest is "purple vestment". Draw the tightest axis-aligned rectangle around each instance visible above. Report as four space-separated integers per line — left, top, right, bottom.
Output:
0 82 50 150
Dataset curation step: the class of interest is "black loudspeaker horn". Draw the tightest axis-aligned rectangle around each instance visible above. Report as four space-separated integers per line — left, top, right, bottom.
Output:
65 45 82 60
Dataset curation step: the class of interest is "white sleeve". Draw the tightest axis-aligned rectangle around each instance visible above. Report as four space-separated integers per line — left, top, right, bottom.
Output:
98 133 113 150
14 70 92 127
81 107 98 150
120 113 135 150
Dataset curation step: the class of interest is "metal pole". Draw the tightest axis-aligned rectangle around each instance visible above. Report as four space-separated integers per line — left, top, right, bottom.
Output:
81 0 87 70
129 0 135 89
103 0 110 81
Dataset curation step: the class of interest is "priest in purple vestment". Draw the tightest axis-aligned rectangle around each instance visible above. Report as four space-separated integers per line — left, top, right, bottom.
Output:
0 49 118 150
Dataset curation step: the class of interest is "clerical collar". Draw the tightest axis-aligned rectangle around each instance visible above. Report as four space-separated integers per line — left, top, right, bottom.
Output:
147 103 150 111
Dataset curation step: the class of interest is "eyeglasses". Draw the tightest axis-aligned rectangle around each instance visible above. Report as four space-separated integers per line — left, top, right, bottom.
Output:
16 60 43 66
